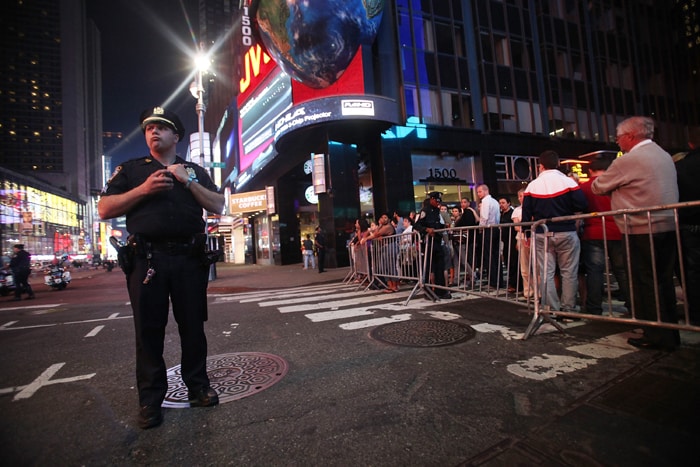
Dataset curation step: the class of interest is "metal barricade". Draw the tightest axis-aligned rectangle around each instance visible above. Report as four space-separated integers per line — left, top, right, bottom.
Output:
343 243 356 283
422 222 537 306
522 200 700 339
340 201 700 344
346 243 371 289
365 231 425 304
418 201 700 341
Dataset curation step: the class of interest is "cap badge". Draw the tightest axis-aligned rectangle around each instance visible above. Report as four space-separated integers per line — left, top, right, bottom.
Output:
153 106 165 115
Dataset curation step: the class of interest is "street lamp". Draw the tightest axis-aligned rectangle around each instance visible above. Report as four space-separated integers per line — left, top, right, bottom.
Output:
190 43 210 171
190 43 217 280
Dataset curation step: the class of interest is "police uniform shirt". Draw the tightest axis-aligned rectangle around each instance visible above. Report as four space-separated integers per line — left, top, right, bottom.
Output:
102 156 217 237
414 204 445 233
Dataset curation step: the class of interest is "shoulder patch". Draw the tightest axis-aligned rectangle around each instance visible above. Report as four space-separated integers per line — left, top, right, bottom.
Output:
107 165 122 184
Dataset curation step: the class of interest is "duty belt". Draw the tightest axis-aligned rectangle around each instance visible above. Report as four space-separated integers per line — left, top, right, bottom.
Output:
139 235 196 255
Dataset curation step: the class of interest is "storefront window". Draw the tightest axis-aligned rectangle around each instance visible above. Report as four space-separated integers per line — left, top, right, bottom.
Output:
254 216 270 262
411 153 477 211
1 176 87 259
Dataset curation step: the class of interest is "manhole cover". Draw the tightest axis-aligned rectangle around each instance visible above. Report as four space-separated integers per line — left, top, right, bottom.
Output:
370 319 475 347
163 352 288 408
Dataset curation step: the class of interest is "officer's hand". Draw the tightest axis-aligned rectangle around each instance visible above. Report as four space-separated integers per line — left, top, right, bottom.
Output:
426 228 435 236
166 164 188 184
144 169 174 193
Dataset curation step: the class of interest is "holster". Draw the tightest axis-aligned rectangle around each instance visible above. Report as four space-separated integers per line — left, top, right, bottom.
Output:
197 233 223 266
203 248 224 266
117 235 136 275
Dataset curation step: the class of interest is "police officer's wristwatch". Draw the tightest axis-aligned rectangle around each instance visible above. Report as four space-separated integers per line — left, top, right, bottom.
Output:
184 173 198 189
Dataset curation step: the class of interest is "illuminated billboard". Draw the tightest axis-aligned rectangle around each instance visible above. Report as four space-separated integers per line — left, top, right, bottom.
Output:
237 69 293 187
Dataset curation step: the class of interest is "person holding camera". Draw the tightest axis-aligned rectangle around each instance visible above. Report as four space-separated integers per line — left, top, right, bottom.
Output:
98 106 225 429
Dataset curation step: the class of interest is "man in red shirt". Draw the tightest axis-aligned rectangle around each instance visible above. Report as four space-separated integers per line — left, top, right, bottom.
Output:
580 157 630 314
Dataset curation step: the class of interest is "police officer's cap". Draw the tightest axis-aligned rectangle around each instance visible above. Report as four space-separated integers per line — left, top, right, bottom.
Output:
428 191 442 201
14 244 24 249
140 106 185 140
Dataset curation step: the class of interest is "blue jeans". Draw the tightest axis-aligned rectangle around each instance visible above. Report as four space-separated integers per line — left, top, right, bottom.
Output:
535 231 580 311
582 239 629 314
303 251 315 269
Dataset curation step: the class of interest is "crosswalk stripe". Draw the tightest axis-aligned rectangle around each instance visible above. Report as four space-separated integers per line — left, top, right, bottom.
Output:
237 284 353 303
258 291 377 307
339 313 413 330
306 308 375 322
278 291 411 313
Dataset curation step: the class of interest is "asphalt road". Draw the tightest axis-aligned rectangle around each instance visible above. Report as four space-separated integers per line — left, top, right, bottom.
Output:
1 267 698 465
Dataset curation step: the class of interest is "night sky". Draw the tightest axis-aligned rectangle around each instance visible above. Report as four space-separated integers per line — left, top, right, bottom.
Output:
86 0 203 167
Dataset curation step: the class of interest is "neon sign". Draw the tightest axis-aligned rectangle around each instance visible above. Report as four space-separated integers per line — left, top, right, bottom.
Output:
239 44 274 96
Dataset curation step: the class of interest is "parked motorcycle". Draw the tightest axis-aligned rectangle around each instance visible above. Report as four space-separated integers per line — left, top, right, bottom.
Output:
0 269 15 296
44 265 71 290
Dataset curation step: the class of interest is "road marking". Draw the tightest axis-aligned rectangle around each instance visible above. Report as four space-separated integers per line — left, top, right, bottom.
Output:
472 323 523 340
506 353 595 381
505 330 640 380
11 363 96 401
0 322 57 331
258 289 371 307
85 325 104 337
216 284 644 383
65 314 128 325
279 291 411 313
339 313 413 330
214 283 352 303
1 313 129 331
306 308 375 322
421 311 462 320
0 304 62 311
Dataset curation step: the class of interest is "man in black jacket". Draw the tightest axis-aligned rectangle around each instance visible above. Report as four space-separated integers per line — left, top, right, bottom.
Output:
10 244 34 301
676 127 700 326
499 195 519 293
315 226 326 273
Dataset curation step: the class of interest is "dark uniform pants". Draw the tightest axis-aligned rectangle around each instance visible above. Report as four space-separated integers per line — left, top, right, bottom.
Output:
424 236 447 295
127 251 210 407
625 232 679 347
13 270 33 298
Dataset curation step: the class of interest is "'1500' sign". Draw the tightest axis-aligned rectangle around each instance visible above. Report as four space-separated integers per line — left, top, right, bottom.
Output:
426 168 459 180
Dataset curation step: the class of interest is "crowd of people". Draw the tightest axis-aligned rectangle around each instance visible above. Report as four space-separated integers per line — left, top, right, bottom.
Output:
344 116 697 352
517 116 697 352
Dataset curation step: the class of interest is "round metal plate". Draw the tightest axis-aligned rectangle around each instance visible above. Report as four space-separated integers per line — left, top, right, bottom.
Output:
370 319 475 347
162 352 288 408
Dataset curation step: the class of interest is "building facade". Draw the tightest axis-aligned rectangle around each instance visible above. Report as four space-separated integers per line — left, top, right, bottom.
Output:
208 0 700 268
0 0 103 259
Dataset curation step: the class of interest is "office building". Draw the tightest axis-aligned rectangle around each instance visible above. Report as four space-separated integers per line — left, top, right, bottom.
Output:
0 0 102 258
203 0 698 267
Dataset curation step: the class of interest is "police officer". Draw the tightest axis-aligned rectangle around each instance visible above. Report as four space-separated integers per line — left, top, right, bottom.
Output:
315 226 326 273
98 106 225 429
413 192 451 299
10 244 34 300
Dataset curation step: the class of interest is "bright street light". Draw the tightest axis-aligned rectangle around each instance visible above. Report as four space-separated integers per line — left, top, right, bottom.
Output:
190 42 217 280
190 43 208 170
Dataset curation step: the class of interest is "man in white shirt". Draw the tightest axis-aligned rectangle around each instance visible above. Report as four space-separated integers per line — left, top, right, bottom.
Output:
476 184 503 288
